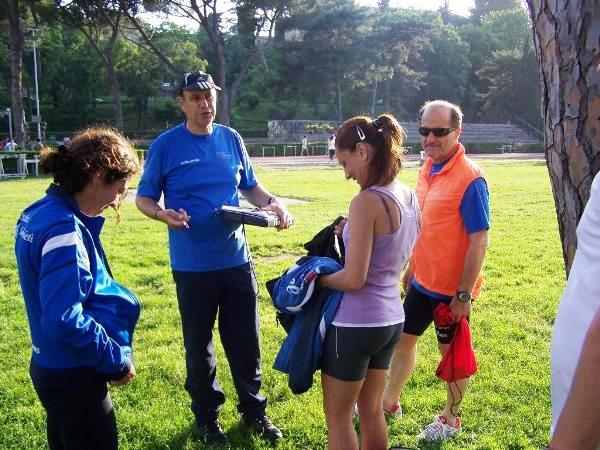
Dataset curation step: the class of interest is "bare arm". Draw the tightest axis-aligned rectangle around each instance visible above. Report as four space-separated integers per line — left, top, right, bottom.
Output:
318 193 375 292
240 184 294 230
449 229 489 321
135 195 190 230
402 206 421 291
550 307 600 450
402 256 416 292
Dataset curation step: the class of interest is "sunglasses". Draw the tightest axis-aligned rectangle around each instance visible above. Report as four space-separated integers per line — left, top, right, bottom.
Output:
418 127 456 137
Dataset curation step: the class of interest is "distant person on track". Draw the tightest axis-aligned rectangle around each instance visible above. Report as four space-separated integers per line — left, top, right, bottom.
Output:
328 134 336 165
301 134 309 156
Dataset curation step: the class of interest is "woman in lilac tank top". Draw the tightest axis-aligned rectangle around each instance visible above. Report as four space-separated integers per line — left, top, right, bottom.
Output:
318 114 420 450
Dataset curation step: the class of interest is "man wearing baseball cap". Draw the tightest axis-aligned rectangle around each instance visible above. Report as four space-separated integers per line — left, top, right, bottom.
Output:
136 70 292 446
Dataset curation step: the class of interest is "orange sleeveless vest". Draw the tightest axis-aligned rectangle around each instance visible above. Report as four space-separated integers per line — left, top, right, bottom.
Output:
414 144 485 298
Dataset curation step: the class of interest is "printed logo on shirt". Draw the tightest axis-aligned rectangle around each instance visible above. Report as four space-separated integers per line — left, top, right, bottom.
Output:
216 151 232 159
180 158 200 166
20 212 31 223
304 271 317 284
286 285 301 295
32 344 40 354
19 226 34 243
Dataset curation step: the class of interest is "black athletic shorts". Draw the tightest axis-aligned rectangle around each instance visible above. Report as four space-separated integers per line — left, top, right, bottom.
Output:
321 323 403 382
403 284 466 344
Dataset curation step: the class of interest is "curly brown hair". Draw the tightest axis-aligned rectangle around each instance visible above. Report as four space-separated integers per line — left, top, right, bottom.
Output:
39 127 140 194
335 114 406 189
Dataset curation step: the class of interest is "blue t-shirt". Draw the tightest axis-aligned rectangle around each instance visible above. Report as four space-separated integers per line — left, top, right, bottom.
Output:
137 123 259 271
413 159 490 300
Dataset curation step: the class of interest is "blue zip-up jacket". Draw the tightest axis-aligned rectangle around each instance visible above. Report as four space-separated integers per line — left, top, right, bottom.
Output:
271 256 342 394
14 184 140 388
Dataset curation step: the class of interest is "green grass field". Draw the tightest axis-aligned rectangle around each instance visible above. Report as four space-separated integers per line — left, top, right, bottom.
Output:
0 161 564 449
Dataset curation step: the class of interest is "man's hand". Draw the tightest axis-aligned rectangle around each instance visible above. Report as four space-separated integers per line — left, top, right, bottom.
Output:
109 365 136 387
402 268 414 292
262 201 294 230
156 208 191 230
449 296 472 323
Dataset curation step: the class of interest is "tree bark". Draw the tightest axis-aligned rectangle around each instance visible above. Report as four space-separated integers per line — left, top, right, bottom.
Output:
105 53 124 131
5 0 27 146
371 79 378 118
527 0 600 276
336 78 343 121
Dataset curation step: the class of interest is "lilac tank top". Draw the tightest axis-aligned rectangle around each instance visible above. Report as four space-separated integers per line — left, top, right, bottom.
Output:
333 185 420 327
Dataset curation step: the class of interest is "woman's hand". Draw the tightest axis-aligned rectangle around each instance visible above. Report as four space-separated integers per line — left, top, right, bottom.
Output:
334 216 348 236
109 365 136 387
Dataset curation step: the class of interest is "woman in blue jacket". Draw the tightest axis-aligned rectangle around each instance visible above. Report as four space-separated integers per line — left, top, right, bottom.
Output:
15 127 141 450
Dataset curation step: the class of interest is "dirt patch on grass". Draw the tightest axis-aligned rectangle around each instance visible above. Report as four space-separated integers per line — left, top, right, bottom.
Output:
255 253 301 263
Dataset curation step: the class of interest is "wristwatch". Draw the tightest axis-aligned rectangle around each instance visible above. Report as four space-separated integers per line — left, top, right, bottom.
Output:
456 290 472 303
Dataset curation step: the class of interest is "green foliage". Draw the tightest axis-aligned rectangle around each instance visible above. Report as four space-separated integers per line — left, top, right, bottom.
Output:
469 0 522 23
458 7 539 123
0 1 541 137
304 122 333 134
149 97 182 129
480 7 531 53
150 23 207 74
477 39 542 127
412 25 472 111
37 25 106 129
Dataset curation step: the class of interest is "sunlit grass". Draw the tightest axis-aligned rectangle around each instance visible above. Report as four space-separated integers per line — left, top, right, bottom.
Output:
0 161 562 449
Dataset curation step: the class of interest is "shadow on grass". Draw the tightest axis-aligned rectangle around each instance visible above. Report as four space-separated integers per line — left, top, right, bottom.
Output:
157 422 197 449
227 420 281 449
152 420 280 450
388 442 442 450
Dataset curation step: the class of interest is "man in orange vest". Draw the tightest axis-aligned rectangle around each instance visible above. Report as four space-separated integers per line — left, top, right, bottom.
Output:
382 100 490 441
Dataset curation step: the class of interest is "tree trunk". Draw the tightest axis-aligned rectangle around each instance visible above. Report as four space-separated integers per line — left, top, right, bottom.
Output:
336 78 343 121
215 40 230 126
527 0 600 276
5 0 27 147
105 55 124 131
371 79 378 118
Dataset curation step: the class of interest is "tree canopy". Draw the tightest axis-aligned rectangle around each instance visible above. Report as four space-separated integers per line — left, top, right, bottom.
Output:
0 0 540 137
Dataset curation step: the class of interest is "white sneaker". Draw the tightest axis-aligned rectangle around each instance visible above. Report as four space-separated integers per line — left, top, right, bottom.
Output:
417 415 461 441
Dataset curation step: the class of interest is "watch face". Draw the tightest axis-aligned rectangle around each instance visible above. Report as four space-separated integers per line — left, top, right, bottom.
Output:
458 292 470 302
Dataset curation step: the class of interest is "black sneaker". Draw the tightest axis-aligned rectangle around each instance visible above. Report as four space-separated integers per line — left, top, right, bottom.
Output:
243 415 283 442
196 420 230 447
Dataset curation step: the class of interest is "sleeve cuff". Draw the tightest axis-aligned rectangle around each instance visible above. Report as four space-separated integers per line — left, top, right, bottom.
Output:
106 357 132 381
